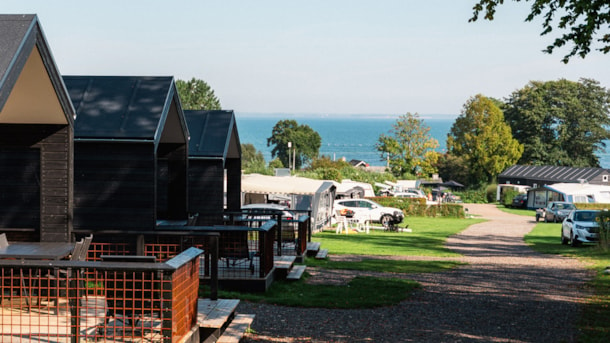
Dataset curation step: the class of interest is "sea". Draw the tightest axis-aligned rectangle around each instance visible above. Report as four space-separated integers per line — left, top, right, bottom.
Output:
235 113 610 168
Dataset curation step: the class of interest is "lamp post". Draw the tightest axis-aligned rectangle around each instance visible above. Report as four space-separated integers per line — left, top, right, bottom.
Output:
288 142 292 172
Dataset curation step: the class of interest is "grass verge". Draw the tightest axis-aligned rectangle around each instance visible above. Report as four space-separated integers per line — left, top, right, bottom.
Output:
306 257 466 273
220 275 421 309
524 222 610 342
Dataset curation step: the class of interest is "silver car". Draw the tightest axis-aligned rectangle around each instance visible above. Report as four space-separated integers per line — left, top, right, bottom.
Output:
544 201 576 223
561 210 600 246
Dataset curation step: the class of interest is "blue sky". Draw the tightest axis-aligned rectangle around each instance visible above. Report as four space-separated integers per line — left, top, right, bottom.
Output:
4 1 609 116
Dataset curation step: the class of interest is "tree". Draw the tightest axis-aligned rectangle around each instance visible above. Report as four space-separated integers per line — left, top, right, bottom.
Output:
470 0 610 63
176 78 221 110
447 94 523 185
434 153 470 187
504 78 610 167
267 120 321 170
241 143 267 173
376 113 440 178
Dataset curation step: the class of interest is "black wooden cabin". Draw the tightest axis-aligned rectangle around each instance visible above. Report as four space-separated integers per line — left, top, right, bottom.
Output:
63 76 189 231
0 15 76 242
184 110 241 225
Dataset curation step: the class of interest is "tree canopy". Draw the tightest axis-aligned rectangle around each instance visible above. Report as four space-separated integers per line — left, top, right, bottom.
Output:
176 78 221 110
241 143 267 174
470 0 610 63
376 113 439 178
267 120 321 170
447 94 523 185
504 78 610 167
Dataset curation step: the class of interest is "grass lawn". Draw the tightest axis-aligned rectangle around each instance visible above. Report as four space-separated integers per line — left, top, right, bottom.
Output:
524 222 610 342
497 204 537 217
217 216 482 308
312 217 485 257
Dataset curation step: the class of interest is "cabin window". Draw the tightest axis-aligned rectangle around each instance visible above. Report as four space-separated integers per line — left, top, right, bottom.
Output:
603 175 609 182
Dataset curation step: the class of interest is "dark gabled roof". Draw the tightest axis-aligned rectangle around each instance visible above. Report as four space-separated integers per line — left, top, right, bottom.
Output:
184 110 240 160
0 14 75 125
64 76 188 144
499 165 608 183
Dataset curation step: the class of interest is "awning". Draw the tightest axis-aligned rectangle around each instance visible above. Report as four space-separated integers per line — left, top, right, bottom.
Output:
241 174 337 195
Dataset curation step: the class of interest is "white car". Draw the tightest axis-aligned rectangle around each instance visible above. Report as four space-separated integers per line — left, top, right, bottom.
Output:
333 199 404 229
561 210 600 247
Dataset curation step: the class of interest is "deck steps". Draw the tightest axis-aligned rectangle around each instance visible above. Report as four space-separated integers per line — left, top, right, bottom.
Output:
306 242 321 257
315 248 328 259
198 299 240 329
286 264 306 280
217 314 255 343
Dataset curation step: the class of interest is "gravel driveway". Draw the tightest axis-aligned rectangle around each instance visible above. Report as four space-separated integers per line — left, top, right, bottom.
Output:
239 204 593 342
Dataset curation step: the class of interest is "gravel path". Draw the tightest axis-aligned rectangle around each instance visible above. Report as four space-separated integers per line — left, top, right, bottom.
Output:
239 204 593 342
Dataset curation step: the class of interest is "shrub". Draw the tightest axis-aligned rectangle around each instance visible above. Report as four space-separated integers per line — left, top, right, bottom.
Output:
501 188 520 207
485 184 497 203
370 196 464 218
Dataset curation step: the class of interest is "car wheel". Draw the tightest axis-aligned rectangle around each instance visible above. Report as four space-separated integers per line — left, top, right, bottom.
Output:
554 216 559 223
544 215 549 223
569 231 580 247
380 214 393 231
561 230 569 245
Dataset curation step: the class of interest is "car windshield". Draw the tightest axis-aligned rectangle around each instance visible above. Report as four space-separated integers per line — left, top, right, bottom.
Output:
557 203 576 210
574 211 598 222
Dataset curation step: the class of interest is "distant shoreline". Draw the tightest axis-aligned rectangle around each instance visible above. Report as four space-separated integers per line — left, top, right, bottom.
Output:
235 112 459 121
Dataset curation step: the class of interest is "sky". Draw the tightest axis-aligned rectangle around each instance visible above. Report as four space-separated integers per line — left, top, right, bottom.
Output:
4 0 610 116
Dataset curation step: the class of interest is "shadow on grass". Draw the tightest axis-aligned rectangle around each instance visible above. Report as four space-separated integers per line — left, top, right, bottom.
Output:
219 275 421 309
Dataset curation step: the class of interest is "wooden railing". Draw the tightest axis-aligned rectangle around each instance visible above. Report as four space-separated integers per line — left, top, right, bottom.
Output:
0 247 203 343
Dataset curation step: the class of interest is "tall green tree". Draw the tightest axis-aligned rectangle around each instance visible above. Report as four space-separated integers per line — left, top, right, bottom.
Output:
504 78 610 167
470 0 610 63
267 120 321 170
241 143 267 173
447 94 523 185
176 78 221 110
376 113 440 178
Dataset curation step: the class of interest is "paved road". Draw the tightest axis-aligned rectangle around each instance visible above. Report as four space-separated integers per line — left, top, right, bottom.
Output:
240 204 593 342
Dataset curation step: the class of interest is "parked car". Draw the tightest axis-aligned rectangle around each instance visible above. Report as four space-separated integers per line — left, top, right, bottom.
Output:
544 201 576 223
511 194 528 208
561 210 600 246
333 199 404 229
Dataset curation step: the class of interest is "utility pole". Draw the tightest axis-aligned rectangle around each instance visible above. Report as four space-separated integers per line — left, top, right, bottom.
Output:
288 142 292 172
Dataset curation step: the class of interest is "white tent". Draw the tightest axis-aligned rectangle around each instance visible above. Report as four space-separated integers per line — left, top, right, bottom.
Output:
338 179 375 198
241 174 337 232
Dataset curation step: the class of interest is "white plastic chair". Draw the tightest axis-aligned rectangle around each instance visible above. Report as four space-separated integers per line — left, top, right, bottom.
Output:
335 210 350 234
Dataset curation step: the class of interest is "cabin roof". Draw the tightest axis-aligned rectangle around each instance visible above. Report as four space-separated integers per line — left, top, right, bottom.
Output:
499 165 609 183
0 14 75 125
185 110 241 160
64 75 188 144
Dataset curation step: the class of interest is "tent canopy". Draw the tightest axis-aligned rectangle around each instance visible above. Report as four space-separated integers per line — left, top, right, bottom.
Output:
242 174 337 195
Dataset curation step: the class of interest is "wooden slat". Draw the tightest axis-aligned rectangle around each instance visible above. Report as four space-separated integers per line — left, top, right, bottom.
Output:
307 241 321 252
217 314 255 343
197 298 240 329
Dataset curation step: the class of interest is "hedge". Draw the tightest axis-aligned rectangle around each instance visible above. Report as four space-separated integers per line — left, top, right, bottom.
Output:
369 196 465 218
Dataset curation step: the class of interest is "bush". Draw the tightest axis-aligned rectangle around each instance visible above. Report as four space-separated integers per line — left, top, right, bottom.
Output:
501 188 520 207
485 184 497 203
452 189 487 203
370 196 464 218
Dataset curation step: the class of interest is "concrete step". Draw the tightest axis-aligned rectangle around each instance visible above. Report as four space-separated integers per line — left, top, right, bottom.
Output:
315 248 328 259
217 313 256 343
286 265 306 280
